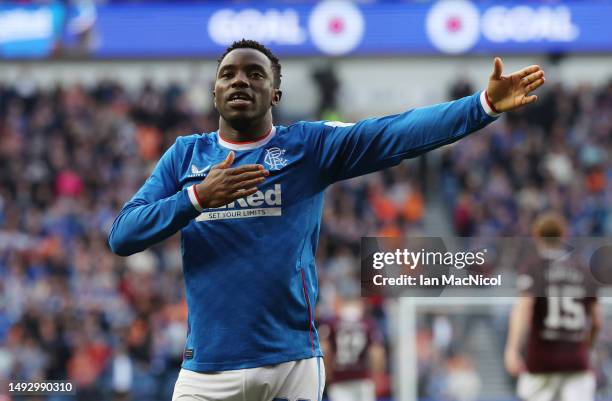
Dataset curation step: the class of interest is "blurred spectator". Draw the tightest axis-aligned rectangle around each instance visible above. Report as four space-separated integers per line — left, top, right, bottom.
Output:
312 62 340 120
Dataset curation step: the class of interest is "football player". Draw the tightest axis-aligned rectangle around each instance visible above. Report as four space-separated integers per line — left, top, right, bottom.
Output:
109 39 545 400
505 212 602 401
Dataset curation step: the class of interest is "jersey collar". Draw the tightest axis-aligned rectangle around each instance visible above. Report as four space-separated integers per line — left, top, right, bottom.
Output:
217 126 276 151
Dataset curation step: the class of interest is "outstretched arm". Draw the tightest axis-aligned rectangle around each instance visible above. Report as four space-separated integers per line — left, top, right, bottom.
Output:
308 58 545 185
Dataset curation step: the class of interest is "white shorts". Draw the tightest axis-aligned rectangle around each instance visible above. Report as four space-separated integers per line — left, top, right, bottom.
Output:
517 371 595 401
328 379 375 401
172 357 325 401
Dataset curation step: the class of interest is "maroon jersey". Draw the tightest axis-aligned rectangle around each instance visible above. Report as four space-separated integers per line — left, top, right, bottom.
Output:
519 245 596 373
322 315 382 383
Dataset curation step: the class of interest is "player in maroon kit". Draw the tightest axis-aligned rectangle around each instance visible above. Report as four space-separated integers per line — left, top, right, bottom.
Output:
319 296 386 401
504 212 603 401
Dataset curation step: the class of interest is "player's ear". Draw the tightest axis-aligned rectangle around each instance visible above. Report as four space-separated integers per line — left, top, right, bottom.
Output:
212 91 218 110
271 89 282 106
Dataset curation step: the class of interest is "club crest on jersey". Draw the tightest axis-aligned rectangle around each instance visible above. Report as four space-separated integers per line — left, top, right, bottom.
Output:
264 147 287 171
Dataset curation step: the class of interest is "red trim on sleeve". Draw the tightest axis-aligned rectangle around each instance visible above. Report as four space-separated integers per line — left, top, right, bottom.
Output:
192 185 205 209
484 91 500 114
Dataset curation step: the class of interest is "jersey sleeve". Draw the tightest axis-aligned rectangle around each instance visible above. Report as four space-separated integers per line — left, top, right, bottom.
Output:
108 139 200 256
304 91 498 186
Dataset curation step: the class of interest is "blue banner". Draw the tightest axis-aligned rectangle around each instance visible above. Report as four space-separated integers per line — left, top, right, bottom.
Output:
2 1 612 58
0 3 64 58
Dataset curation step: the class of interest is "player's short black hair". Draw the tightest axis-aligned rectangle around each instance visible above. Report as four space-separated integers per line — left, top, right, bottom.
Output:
217 39 282 89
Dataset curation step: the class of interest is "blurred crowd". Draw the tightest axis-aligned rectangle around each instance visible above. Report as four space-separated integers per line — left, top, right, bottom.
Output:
443 80 612 237
0 69 610 401
0 79 208 401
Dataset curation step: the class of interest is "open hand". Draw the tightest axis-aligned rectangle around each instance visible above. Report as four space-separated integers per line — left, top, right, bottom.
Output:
195 151 269 209
486 57 545 113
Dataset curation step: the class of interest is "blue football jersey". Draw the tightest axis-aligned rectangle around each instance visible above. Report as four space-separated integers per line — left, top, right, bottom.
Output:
108 91 497 371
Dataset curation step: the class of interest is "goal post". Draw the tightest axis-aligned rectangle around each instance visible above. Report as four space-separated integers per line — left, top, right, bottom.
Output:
396 297 515 401
395 294 612 401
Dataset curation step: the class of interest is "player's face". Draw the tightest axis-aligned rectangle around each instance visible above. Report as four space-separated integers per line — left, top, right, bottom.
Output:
214 48 281 127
